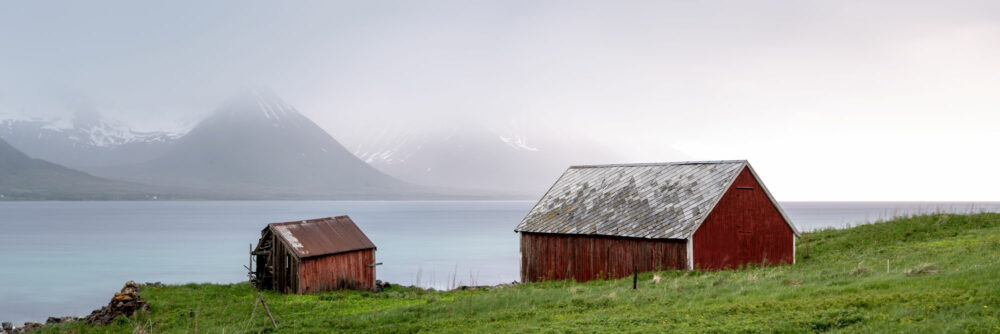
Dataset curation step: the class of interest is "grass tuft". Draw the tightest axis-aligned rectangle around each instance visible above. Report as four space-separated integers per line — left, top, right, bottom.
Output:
905 263 939 276
849 261 873 276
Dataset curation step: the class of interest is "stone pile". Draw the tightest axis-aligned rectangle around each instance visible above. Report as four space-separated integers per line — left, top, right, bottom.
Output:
84 281 150 325
1 281 157 333
0 321 41 334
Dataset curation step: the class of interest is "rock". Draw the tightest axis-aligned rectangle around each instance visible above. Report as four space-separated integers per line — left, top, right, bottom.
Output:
45 317 77 325
2 322 12 330
374 280 392 293
22 322 41 330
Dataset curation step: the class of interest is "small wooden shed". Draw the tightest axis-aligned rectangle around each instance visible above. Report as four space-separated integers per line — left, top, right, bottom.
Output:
515 160 799 282
252 216 376 293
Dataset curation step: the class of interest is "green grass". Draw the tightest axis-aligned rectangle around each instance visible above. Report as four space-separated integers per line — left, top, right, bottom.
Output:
42 213 1000 333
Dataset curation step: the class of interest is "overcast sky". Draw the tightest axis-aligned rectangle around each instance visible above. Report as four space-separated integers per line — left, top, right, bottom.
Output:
2 1 999 201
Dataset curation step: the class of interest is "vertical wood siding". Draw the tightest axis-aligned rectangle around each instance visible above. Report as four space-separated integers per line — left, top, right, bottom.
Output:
257 233 299 293
268 233 300 294
692 167 794 270
520 233 687 282
298 249 375 293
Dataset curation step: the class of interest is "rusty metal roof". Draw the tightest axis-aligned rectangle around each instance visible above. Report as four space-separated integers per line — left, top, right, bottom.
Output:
515 160 797 239
269 216 375 258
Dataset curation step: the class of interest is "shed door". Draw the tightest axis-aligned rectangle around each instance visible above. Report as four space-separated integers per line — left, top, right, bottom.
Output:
735 223 752 263
734 185 755 265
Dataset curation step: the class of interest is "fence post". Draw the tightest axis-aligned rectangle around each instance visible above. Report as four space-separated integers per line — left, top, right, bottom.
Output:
632 266 637 290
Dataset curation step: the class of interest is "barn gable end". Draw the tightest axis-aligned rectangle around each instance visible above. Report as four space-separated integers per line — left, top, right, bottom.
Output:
691 166 796 270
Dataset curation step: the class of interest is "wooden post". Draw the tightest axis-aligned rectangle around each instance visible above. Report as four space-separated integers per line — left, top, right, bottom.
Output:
805 234 811 259
257 292 278 329
369 262 383 291
632 266 637 290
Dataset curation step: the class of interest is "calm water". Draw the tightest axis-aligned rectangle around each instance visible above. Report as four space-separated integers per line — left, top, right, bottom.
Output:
2 200 999 323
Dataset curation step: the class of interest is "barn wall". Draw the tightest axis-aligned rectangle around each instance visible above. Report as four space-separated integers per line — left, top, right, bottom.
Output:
692 167 794 270
520 233 687 283
298 249 375 293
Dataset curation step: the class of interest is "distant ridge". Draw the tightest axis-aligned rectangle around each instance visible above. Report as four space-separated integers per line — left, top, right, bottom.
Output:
0 137 172 200
0 111 182 170
95 88 448 199
345 120 632 197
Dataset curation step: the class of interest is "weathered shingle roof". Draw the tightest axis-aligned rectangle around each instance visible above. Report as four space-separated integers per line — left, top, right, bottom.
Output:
269 216 375 258
515 160 797 239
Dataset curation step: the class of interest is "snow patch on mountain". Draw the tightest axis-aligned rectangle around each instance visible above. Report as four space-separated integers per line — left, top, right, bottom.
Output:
253 90 296 121
0 116 184 148
498 133 538 151
351 129 419 165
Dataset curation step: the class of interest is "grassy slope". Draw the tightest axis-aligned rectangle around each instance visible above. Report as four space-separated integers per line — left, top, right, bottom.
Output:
45 213 1000 333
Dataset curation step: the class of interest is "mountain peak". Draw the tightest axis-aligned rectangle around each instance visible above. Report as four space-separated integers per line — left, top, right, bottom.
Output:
99 86 412 197
214 87 301 123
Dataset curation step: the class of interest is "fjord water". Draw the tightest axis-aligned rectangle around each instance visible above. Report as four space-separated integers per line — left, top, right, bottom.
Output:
2 201 1000 323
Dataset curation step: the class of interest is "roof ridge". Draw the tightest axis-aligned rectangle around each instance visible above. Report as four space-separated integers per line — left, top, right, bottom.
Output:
266 215 374 258
269 216 351 226
570 160 747 169
515 160 750 239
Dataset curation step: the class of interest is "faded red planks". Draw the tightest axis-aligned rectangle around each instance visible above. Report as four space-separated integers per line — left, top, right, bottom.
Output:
693 167 794 270
520 233 686 282
298 250 375 293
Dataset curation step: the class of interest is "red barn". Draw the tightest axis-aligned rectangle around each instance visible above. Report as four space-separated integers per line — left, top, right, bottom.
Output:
252 216 376 293
515 160 799 282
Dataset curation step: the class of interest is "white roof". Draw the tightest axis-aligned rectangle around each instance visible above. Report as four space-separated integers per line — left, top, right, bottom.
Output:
514 160 799 239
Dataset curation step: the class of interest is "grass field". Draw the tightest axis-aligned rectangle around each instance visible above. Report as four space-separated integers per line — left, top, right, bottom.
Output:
41 213 1000 333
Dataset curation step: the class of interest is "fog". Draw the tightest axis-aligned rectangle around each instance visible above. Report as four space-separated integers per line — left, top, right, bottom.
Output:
2 1 999 200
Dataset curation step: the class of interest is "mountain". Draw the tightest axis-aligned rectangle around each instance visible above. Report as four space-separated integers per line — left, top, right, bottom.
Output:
0 111 182 170
96 88 418 199
346 121 629 197
0 137 172 200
